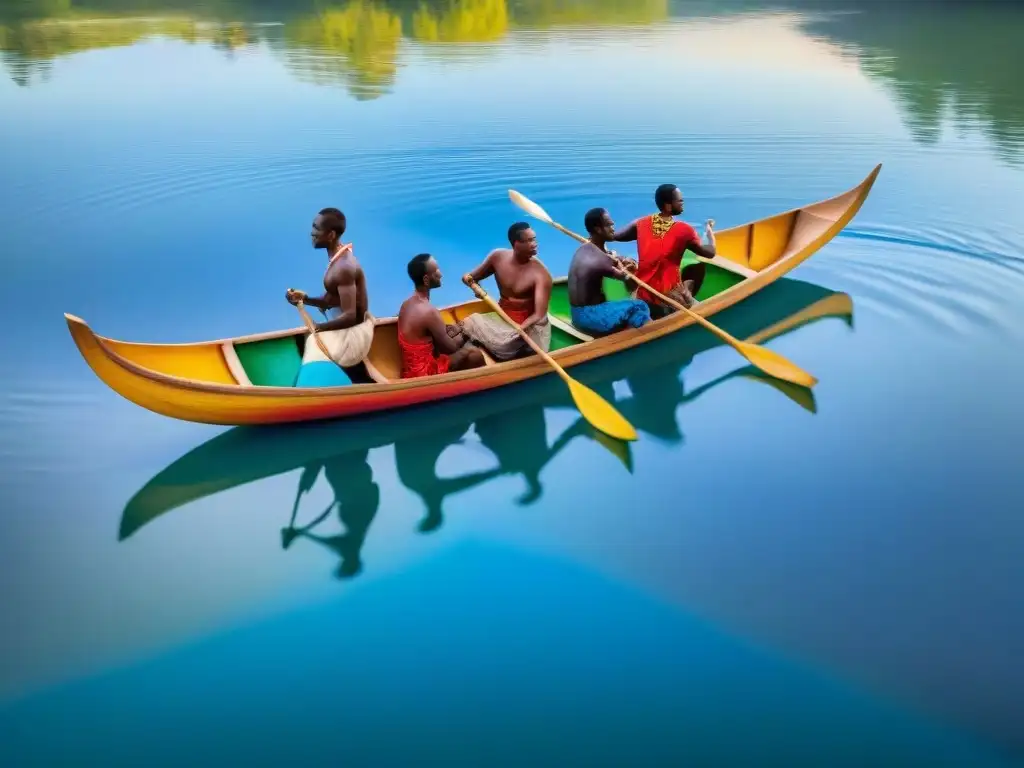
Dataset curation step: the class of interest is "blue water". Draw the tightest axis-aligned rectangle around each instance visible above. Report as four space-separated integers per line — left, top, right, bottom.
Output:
2 1 1023 764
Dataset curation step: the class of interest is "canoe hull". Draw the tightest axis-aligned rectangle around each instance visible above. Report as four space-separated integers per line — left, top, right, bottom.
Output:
66 297 748 425
65 164 881 426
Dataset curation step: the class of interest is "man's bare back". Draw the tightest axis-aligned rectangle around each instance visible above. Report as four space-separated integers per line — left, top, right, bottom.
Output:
322 250 368 329
568 243 620 306
397 296 435 342
398 253 485 377
397 293 462 346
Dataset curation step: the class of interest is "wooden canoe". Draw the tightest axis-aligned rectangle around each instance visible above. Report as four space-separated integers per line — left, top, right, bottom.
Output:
120 276 855 540
66 164 880 426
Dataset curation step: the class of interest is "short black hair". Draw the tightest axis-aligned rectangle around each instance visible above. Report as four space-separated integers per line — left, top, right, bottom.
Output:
407 253 433 285
318 207 347 236
508 221 531 245
654 184 678 210
584 207 607 234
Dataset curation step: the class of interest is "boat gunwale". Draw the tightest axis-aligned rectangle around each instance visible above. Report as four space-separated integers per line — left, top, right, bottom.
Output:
67 164 880 401
83 295 720 397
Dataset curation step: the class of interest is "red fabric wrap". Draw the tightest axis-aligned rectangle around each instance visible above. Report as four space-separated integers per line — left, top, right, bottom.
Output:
398 330 450 379
498 296 532 325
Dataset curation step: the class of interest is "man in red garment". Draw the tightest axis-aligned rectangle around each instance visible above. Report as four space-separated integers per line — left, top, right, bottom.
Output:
611 184 717 318
397 253 486 378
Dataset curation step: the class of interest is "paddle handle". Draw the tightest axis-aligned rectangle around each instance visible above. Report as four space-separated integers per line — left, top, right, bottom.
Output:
294 300 338 365
551 220 587 245
616 263 742 344
465 280 570 384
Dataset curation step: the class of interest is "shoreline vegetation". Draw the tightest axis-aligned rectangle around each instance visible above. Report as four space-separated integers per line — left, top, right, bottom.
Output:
2 0 1021 164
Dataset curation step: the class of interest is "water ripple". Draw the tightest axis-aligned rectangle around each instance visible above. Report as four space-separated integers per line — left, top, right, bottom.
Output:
810 226 1024 338
840 227 1024 278
60 135 900 224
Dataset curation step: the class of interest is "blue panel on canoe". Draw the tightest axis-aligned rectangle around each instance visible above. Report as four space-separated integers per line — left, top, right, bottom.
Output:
294 360 352 388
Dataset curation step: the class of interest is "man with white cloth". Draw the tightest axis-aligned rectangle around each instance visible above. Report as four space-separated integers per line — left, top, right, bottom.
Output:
286 207 375 386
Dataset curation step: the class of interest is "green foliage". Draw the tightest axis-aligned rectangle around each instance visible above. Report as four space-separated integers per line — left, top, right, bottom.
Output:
1 0 1021 164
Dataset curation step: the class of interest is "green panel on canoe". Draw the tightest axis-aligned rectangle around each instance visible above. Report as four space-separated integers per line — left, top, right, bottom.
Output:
547 284 573 321
602 276 631 301
693 259 746 300
550 324 580 351
234 335 303 387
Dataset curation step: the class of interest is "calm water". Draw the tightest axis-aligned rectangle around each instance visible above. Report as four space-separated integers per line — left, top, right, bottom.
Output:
2 0 1024 764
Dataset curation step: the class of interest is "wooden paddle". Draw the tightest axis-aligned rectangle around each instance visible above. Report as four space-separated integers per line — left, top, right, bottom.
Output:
464 278 638 442
507 190 819 389
288 289 341 368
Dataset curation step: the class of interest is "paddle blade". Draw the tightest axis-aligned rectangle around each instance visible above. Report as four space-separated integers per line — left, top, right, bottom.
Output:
737 342 819 388
739 370 818 414
508 189 553 225
566 378 638 442
593 429 635 472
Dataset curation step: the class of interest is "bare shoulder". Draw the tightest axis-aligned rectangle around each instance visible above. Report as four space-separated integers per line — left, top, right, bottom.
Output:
416 300 444 333
327 255 361 286
400 297 432 328
343 253 364 276
530 258 553 284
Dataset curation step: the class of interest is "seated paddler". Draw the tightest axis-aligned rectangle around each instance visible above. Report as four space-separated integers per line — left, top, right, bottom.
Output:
459 222 553 361
610 184 717 319
397 253 486 378
285 206 375 386
567 207 652 336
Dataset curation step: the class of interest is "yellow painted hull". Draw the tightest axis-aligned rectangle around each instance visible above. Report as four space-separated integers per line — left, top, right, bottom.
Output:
65 164 881 426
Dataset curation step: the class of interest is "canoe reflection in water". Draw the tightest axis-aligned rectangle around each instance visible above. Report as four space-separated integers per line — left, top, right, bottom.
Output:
120 277 854 579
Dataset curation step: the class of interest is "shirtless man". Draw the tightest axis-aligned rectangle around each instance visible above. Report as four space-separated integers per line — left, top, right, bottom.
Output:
567 207 651 336
458 222 552 361
286 207 375 384
611 184 717 319
397 253 486 378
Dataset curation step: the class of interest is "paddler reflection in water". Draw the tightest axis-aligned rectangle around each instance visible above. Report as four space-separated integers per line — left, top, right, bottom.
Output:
459 222 553 360
397 253 486 378
473 405 552 504
393 422 502 533
396 402 559 529
281 452 379 579
279 401 563 577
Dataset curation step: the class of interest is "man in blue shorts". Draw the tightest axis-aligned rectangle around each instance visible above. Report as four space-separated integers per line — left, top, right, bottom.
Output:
568 207 652 336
